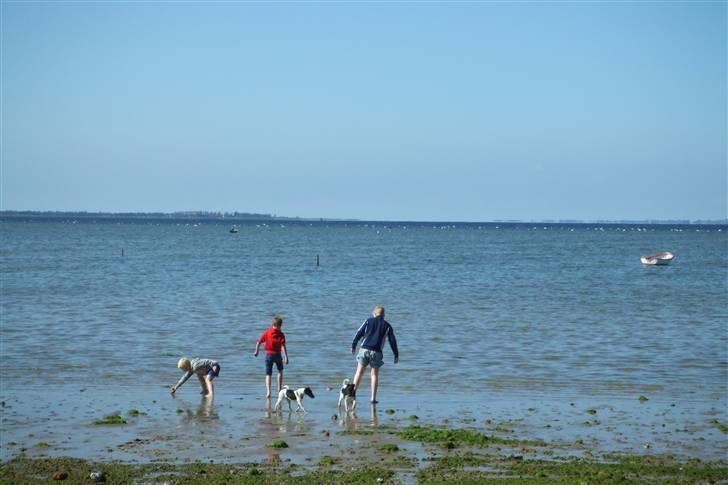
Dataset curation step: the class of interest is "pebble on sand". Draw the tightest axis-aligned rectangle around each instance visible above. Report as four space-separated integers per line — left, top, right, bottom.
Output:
51 471 68 480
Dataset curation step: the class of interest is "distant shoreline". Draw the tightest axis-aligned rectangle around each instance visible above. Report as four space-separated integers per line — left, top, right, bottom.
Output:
0 210 726 226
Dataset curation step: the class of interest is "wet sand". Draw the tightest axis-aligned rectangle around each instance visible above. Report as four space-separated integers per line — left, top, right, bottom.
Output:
1 383 726 483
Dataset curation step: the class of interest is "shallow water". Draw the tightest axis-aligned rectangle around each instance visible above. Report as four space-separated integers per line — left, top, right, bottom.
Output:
1 220 726 461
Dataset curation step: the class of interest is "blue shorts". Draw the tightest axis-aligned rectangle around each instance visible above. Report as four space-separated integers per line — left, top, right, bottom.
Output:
356 348 384 369
265 354 283 376
207 364 220 379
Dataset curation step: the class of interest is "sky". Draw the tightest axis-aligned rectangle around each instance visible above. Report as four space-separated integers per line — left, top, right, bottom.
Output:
1 1 726 221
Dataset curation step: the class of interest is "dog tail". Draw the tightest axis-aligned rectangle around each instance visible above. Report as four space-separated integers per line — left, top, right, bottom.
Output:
343 378 351 386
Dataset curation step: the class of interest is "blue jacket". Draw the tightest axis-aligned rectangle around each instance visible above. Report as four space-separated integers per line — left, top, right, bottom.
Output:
352 316 399 359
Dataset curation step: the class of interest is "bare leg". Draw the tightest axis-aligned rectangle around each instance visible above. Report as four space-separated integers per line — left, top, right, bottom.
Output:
265 375 272 399
370 367 379 403
204 376 214 398
352 363 366 390
277 372 283 394
197 374 208 395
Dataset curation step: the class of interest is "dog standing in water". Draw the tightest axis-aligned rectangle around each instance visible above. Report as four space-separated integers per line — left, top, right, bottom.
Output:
274 386 315 412
337 378 357 413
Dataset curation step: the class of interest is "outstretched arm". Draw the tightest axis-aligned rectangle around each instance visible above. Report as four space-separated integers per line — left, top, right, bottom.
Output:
351 320 367 354
171 370 193 393
388 327 399 364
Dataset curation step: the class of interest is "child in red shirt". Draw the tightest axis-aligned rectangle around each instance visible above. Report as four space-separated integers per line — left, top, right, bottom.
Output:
254 315 289 398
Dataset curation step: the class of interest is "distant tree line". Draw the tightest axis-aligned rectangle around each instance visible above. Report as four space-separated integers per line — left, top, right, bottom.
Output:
0 210 307 221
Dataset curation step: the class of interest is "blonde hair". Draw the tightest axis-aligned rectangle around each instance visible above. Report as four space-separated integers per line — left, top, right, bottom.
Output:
272 315 283 327
373 305 385 316
177 357 191 370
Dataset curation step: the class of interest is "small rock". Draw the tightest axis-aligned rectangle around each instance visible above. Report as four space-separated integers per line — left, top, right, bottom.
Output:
90 470 106 482
51 471 68 480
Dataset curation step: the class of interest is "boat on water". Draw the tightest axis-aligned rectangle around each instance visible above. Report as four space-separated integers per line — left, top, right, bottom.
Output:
641 251 675 265
229 227 239 234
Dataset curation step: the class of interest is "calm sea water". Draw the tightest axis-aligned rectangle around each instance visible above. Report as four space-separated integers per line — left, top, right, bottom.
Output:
1 219 726 460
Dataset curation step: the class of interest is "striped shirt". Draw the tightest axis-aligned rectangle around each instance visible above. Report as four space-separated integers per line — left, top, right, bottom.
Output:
174 358 219 389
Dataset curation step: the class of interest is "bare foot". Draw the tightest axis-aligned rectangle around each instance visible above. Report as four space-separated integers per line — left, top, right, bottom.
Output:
265 393 271 399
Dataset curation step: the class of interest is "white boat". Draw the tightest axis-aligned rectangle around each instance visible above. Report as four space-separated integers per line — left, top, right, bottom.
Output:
640 251 674 265
229 227 239 234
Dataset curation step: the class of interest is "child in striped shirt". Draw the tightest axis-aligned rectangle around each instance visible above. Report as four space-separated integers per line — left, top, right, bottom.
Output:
170 357 220 398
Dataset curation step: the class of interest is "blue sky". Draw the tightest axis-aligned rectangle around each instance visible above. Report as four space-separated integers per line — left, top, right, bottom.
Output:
2 2 725 221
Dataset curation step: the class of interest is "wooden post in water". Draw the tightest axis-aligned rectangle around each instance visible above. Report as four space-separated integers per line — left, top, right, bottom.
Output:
316 255 320 267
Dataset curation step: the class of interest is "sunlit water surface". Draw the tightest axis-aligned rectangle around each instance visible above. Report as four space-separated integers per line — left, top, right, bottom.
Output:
1 220 726 461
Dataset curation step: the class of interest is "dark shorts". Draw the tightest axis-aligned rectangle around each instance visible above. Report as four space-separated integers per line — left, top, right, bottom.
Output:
265 354 283 375
207 364 221 379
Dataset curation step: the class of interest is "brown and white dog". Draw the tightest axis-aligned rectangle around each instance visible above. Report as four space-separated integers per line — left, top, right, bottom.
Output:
275 386 315 413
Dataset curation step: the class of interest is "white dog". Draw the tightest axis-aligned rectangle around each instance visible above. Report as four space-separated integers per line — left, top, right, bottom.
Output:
274 386 315 413
337 378 357 413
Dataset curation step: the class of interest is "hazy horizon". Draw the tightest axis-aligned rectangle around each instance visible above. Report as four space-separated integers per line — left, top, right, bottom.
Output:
2 2 726 221
2 208 726 225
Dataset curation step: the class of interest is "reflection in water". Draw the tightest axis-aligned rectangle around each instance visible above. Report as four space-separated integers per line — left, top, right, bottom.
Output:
337 403 377 430
197 397 216 418
258 397 315 444
370 402 378 427
175 397 219 426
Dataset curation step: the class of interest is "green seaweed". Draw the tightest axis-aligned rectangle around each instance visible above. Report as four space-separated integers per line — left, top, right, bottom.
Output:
319 455 339 466
93 413 127 425
268 439 289 449
378 443 399 453
417 453 728 484
399 425 543 448
0 452 725 485
709 419 728 434
338 429 375 436
34 442 49 448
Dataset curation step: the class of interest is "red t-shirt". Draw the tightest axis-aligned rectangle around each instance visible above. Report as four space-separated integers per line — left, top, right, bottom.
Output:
257 326 286 354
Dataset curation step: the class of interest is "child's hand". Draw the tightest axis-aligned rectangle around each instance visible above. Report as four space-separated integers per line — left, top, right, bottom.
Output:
284 357 289 365
253 351 259 357
394 357 399 364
